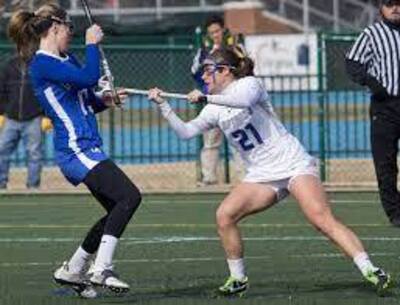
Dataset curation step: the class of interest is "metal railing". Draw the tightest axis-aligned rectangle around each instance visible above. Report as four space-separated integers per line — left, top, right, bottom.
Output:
1 0 377 32
0 0 230 18
263 0 377 32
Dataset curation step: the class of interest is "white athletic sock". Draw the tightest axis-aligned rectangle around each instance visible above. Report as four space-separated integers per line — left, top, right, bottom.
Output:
227 258 246 281
353 252 378 276
68 246 92 274
93 235 119 273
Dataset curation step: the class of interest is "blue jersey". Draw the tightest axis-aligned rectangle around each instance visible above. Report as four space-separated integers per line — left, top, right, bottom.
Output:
29 44 108 185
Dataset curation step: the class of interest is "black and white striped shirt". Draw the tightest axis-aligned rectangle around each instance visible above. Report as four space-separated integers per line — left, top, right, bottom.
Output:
347 20 400 96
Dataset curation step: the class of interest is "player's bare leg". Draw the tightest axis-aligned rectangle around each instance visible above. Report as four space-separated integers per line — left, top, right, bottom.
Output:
289 174 392 295
215 182 277 296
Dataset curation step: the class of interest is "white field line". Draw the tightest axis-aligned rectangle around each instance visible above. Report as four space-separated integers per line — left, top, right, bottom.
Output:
140 197 379 204
330 200 378 204
0 223 392 229
0 199 379 206
0 252 397 268
149 198 373 203
0 235 399 243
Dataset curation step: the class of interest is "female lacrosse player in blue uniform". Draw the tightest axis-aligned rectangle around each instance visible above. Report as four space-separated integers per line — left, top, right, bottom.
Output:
8 4 141 295
149 48 391 297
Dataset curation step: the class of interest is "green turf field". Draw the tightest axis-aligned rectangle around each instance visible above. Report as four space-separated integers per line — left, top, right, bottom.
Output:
0 192 399 305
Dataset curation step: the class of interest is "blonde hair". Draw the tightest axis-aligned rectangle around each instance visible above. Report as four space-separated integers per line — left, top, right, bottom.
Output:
7 3 67 61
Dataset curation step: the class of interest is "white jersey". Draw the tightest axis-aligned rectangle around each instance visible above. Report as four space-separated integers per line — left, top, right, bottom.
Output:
159 76 317 182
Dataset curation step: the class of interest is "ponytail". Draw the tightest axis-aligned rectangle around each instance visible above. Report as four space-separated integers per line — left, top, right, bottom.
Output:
230 46 255 78
7 10 39 62
7 4 68 62
235 56 255 78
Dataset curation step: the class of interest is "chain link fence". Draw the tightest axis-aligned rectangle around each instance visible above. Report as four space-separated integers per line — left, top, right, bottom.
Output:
0 44 213 191
0 34 378 192
318 33 374 187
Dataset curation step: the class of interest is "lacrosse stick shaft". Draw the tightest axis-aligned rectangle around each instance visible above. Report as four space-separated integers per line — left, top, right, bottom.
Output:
125 88 188 100
80 0 121 107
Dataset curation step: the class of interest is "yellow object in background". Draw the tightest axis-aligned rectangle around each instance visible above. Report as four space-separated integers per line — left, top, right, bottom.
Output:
0 115 5 128
41 117 53 132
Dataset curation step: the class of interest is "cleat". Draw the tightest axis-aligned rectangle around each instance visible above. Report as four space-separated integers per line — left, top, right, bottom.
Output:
54 261 86 287
53 261 97 298
78 285 98 299
218 276 248 297
364 268 392 296
90 269 130 293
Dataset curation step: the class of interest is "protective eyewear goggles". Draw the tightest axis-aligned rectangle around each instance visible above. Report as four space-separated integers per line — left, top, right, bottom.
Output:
52 17 74 32
201 63 236 75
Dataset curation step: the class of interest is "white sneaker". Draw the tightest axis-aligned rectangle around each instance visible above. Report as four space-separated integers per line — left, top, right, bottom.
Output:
90 269 130 293
53 261 97 298
54 261 85 286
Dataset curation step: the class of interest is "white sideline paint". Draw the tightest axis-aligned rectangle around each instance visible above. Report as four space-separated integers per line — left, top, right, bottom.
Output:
0 199 379 207
0 252 398 268
0 223 391 229
130 199 379 204
0 235 400 243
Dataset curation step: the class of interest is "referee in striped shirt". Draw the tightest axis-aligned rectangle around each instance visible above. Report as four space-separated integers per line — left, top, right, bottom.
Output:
346 0 400 226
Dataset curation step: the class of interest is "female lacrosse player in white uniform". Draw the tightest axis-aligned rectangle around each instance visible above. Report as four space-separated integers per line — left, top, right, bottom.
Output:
148 48 391 297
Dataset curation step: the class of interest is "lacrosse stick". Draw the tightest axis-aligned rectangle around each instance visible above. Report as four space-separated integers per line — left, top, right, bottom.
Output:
80 0 122 107
125 88 188 100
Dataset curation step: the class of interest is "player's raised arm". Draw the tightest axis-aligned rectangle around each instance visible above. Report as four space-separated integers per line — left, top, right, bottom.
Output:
32 25 103 89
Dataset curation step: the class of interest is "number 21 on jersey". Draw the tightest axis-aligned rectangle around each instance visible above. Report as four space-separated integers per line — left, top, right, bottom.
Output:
231 123 263 151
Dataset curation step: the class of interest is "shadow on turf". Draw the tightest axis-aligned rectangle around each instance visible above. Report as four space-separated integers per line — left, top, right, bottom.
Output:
51 282 218 302
52 279 397 303
52 287 77 297
92 283 218 303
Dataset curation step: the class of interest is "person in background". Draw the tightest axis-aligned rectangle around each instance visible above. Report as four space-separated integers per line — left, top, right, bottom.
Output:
346 0 400 226
191 15 245 186
0 54 51 189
